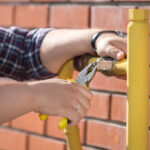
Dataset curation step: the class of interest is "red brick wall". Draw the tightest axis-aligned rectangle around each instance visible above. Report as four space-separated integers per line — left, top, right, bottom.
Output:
0 0 150 150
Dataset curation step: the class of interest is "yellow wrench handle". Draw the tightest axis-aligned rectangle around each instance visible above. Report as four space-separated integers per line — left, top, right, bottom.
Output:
39 114 48 121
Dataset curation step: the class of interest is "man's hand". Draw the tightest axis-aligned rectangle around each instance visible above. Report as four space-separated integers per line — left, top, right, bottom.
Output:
29 79 92 126
95 33 127 80
96 33 127 60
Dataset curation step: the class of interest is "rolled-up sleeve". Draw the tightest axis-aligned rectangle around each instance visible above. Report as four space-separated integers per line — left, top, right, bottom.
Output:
0 26 56 81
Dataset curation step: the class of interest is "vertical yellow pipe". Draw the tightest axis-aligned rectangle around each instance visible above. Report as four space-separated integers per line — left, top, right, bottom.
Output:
59 60 82 150
127 9 149 150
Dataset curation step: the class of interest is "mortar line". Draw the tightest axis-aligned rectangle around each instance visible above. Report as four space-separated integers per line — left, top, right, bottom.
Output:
108 94 112 120
26 133 30 150
85 116 126 127
83 118 88 144
0 1 150 7
88 4 91 28
90 88 127 96
83 144 109 150
47 5 50 28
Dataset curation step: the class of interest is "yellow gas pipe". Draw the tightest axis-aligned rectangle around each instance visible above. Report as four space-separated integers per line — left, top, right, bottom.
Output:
127 9 149 150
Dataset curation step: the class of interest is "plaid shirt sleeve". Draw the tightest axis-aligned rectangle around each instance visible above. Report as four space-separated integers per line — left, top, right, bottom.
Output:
0 26 56 81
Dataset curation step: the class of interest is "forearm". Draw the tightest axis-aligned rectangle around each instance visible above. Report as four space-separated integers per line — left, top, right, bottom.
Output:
40 29 101 74
0 82 33 124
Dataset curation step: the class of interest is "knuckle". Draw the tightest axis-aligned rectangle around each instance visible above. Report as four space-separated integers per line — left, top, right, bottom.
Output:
98 50 105 57
70 98 78 106
86 103 91 110
110 48 117 55
74 112 81 122
81 108 86 116
85 103 91 110
88 92 93 99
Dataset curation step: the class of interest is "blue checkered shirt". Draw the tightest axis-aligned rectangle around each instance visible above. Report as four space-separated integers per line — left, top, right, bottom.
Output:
0 27 55 81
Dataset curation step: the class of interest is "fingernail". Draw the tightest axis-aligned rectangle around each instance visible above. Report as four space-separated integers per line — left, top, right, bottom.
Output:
117 51 124 60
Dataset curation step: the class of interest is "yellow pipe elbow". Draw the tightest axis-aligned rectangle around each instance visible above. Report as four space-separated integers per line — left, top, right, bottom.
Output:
113 59 127 76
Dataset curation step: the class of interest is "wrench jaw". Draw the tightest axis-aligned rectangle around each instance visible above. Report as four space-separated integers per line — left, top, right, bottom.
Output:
97 59 115 76
97 58 127 76
74 55 118 77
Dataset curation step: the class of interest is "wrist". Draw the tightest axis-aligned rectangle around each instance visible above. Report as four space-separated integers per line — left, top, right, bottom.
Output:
27 82 41 112
27 80 54 113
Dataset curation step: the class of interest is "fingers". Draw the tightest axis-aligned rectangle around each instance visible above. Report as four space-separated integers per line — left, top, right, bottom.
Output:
70 82 92 109
77 104 86 118
59 106 83 126
69 95 90 111
60 81 92 125
75 90 91 110
98 44 125 60
73 103 86 118
96 34 127 60
74 83 93 99
107 45 125 60
69 104 86 125
111 38 127 54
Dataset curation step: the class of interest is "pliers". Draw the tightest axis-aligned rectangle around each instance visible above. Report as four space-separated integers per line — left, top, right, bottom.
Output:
59 59 99 130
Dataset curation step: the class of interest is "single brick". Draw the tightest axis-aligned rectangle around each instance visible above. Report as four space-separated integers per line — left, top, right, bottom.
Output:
87 92 110 119
115 0 149 1
91 7 129 32
0 0 29 1
29 134 65 150
15 5 48 28
50 5 89 28
0 127 27 150
110 95 126 122
71 0 110 1
0 5 13 26
46 116 86 143
11 112 45 134
86 120 126 150
89 72 126 93
33 0 67 1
